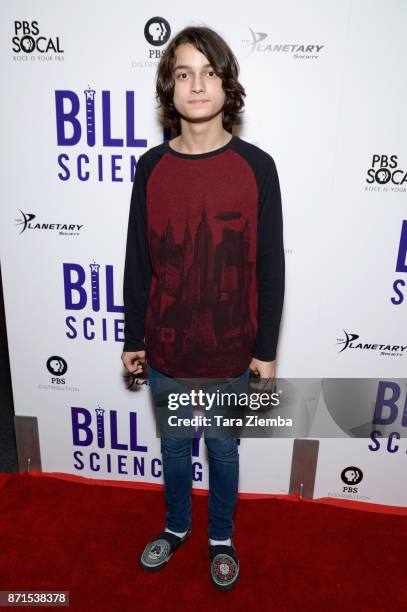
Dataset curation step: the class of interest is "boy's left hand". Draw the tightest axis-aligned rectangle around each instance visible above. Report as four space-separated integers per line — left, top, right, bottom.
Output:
249 357 276 381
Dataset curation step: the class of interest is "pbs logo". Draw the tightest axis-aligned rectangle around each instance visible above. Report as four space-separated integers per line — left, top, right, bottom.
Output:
46 355 67 385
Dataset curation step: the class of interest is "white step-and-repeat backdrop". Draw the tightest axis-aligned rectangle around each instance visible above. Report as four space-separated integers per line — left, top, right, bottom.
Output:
1 1 406 508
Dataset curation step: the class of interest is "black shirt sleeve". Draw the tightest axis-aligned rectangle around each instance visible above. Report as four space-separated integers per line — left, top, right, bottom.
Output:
122 155 152 352
252 154 285 361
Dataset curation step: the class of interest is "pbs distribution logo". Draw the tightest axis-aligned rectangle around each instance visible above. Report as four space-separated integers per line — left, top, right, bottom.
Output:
341 466 363 494
47 356 68 379
326 464 369 501
341 466 363 487
144 17 171 47
131 16 171 67
365 154 406 192
12 20 64 58
38 355 79 392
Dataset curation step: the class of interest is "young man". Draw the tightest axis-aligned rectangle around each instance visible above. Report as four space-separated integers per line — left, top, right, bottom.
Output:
121 26 285 590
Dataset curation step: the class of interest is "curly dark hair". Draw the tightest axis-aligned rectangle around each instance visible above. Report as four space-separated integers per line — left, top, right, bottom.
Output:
155 25 246 136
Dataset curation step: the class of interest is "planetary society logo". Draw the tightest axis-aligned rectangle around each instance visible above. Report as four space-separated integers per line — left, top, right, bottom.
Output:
242 27 324 59
336 330 406 357
15 210 83 236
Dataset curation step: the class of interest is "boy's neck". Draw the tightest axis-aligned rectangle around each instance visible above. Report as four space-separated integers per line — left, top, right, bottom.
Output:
170 128 232 155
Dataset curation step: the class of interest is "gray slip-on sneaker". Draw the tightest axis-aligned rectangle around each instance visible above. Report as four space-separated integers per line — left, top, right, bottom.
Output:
139 527 192 572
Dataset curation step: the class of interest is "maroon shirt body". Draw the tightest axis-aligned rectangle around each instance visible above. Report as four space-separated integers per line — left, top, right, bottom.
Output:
123 135 285 378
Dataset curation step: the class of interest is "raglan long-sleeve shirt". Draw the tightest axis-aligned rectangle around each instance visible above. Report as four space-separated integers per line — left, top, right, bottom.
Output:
123 134 285 378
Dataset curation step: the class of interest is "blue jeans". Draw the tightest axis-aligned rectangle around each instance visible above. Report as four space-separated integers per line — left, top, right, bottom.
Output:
147 364 251 540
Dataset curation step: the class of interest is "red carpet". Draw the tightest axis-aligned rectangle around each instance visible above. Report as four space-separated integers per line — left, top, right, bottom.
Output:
0 472 406 611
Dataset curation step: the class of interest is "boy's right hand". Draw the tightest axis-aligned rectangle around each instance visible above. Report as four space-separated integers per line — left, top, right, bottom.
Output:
121 350 146 376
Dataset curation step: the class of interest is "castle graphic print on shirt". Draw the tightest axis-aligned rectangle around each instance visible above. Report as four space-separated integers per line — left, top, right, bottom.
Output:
123 135 285 379
146 204 257 376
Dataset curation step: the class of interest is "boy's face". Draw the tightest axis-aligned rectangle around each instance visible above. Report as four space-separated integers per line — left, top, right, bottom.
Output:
172 42 225 125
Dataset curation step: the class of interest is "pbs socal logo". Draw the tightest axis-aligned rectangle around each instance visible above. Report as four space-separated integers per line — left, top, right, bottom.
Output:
144 17 171 46
12 21 64 54
46 356 68 385
341 466 363 494
365 154 407 191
